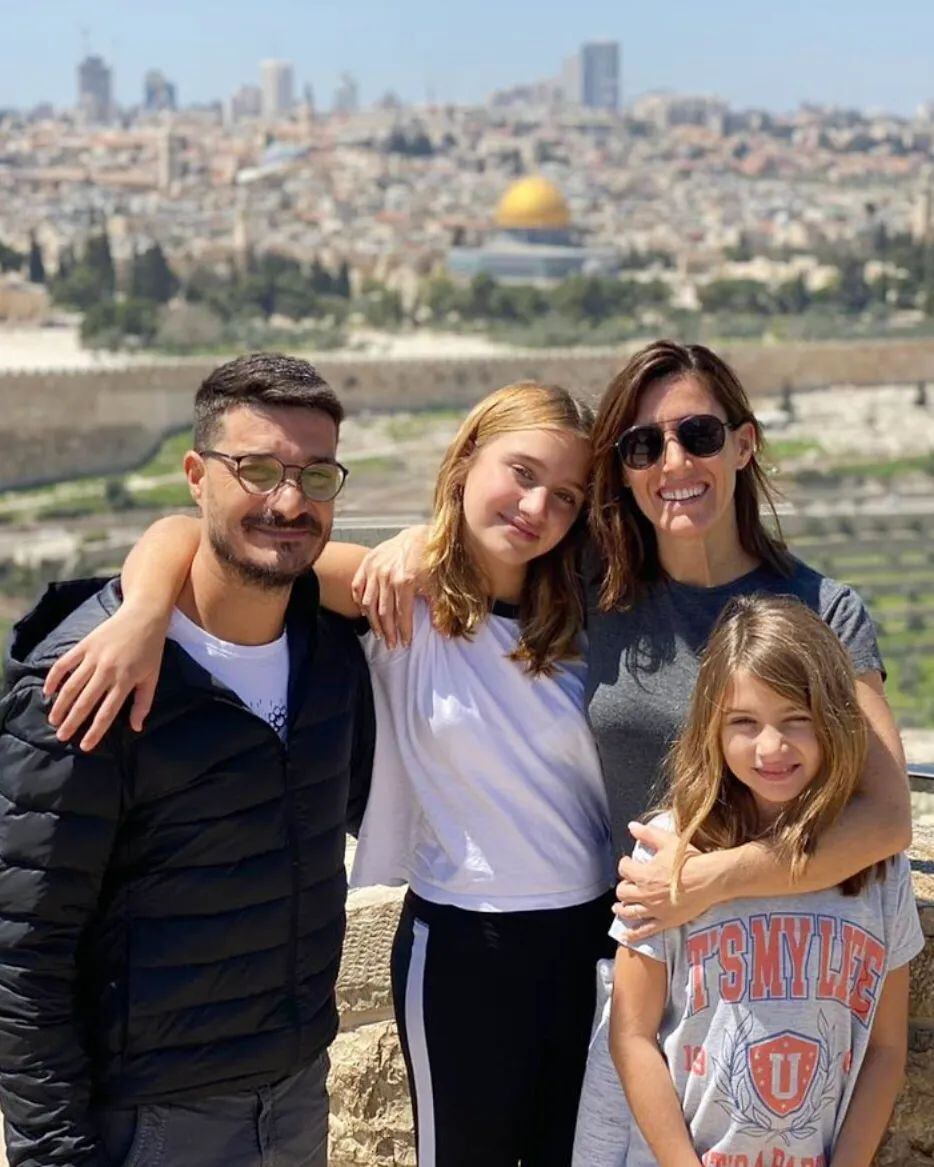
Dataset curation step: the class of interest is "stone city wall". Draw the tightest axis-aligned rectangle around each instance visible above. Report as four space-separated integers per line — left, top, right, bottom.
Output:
329 829 934 1166
3 337 934 489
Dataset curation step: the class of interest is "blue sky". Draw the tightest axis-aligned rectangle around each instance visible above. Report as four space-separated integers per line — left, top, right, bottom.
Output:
4 0 934 114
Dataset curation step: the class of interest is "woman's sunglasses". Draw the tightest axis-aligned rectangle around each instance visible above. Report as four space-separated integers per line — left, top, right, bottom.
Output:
616 414 740 470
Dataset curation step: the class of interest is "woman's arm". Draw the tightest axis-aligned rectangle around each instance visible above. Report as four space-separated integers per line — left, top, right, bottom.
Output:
610 946 701 1167
617 671 912 937
830 964 910 1167
44 514 200 750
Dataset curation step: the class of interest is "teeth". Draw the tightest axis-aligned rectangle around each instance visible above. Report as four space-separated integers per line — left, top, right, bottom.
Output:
660 485 706 502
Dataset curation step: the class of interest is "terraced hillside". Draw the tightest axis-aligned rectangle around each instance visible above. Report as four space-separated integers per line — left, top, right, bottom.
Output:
784 513 934 727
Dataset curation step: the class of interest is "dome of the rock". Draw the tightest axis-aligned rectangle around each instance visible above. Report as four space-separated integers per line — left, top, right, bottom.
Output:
494 176 571 231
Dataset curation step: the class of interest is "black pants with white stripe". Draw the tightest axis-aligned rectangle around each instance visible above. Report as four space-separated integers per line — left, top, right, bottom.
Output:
391 889 616 1167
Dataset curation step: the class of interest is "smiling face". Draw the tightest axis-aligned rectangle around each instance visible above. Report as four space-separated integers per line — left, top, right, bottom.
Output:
460 426 589 600
720 668 824 824
186 403 339 589
623 373 755 562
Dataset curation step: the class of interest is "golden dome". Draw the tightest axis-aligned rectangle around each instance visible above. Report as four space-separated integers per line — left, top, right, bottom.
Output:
494 176 571 231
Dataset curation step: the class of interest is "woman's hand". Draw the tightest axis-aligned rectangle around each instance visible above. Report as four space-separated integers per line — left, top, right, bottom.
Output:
43 602 170 752
613 822 715 939
350 525 429 648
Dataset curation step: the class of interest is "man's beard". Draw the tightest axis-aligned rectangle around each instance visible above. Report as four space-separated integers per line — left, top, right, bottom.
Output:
208 508 329 590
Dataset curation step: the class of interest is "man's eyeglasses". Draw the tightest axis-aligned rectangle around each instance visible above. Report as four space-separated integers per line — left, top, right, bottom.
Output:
616 414 741 471
198 450 349 502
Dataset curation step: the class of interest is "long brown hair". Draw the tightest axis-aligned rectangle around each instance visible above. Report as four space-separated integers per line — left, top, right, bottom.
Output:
666 594 883 897
589 340 792 611
425 381 593 676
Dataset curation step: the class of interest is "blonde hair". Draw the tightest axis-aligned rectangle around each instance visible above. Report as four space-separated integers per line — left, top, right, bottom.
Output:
589 341 792 611
666 594 883 897
425 381 593 676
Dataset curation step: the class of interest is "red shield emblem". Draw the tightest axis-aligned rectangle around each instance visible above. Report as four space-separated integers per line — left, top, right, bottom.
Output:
747 1031 819 1117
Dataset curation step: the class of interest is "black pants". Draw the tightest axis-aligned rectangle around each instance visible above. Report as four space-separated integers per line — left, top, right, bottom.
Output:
391 889 616 1167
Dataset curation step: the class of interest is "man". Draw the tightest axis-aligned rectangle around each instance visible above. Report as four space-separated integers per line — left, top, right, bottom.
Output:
0 353 375 1166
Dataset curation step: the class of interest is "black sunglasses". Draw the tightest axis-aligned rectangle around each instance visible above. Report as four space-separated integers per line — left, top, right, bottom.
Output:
199 450 349 502
616 414 741 470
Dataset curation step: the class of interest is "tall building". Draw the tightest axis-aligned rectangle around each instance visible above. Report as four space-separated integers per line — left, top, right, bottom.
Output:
77 54 112 124
158 131 184 191
580 41 619 111
227 84 263 124
144 69 177 112
333 73 359 115
260 60 294 120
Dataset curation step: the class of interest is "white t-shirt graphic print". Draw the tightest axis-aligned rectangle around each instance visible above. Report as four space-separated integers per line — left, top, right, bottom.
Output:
167 608 290 739
612 814 924 1166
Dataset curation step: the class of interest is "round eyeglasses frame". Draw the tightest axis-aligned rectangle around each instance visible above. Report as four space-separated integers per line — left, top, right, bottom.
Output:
198 450 349 502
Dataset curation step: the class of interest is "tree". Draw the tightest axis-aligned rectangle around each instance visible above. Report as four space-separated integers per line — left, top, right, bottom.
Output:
333 260 351 299
130 243 179 304
84 233 115 297
467 273 498 318
422 276 465 320
698 278 775 316
0 240 23 272
835 258 871 314
80 298 158 347
27 236 45 284
309 258 334 295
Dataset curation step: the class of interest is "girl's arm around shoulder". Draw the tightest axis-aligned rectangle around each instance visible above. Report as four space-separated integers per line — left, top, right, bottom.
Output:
313 541 369 619
829 964 910 1167
610 944 701 1167
43 514 201 750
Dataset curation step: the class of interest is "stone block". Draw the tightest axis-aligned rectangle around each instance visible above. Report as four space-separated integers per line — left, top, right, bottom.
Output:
328 1020 415 1167
337 885 404 1024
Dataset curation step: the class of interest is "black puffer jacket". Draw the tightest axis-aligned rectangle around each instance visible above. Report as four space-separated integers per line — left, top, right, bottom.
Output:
0 576 374 1167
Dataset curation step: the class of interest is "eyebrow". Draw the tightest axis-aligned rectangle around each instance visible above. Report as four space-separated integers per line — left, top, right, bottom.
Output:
507 452 587 494
724 704 808 716
231 450 340 465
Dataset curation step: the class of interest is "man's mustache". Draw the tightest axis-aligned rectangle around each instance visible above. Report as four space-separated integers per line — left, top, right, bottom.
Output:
243 511 324 537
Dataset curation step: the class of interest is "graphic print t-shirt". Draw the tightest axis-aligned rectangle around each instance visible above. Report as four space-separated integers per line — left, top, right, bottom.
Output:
611 816 924 1165
168 607 290 738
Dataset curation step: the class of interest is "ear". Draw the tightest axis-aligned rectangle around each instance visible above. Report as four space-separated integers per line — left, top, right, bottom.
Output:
184 450 206 507
733 421 756 470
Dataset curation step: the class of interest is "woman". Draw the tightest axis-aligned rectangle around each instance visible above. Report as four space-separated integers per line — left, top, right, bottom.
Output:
45 380 616 1167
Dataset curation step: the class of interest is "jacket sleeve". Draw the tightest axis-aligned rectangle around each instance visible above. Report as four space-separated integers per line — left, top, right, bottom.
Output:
0 677 123 1167
345 655 375 839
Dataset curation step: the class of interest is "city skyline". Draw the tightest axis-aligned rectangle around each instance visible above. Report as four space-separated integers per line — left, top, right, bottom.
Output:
2 0 934 116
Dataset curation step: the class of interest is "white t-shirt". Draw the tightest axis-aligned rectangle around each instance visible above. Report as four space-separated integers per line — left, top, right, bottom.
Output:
167 607 290 739
611 813 925 1165
351 599 614 911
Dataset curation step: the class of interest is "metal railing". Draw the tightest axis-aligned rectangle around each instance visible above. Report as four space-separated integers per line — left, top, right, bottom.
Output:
910 765 934 793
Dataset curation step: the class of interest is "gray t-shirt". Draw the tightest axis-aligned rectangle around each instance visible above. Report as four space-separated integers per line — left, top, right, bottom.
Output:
611 815 924 1165
585 557 884 858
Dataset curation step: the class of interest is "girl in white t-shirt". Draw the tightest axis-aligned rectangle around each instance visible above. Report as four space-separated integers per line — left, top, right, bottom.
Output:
45 381 616 1167
589 594 923 1167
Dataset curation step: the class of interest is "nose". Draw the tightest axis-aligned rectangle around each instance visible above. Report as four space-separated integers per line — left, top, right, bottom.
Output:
520 485 549 521
269 476 311 520
659 431 688 471
755 724 787 761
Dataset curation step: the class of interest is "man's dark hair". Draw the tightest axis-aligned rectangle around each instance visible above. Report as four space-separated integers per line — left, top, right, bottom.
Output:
193 352 344 449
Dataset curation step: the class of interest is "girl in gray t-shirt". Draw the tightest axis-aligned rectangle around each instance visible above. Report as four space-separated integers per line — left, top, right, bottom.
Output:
604 596 923 1167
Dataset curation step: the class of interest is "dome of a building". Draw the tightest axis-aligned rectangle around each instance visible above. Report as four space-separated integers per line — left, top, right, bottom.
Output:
494 176 571 231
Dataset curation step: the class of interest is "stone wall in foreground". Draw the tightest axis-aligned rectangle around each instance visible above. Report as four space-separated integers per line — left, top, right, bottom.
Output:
329 826 934 1166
